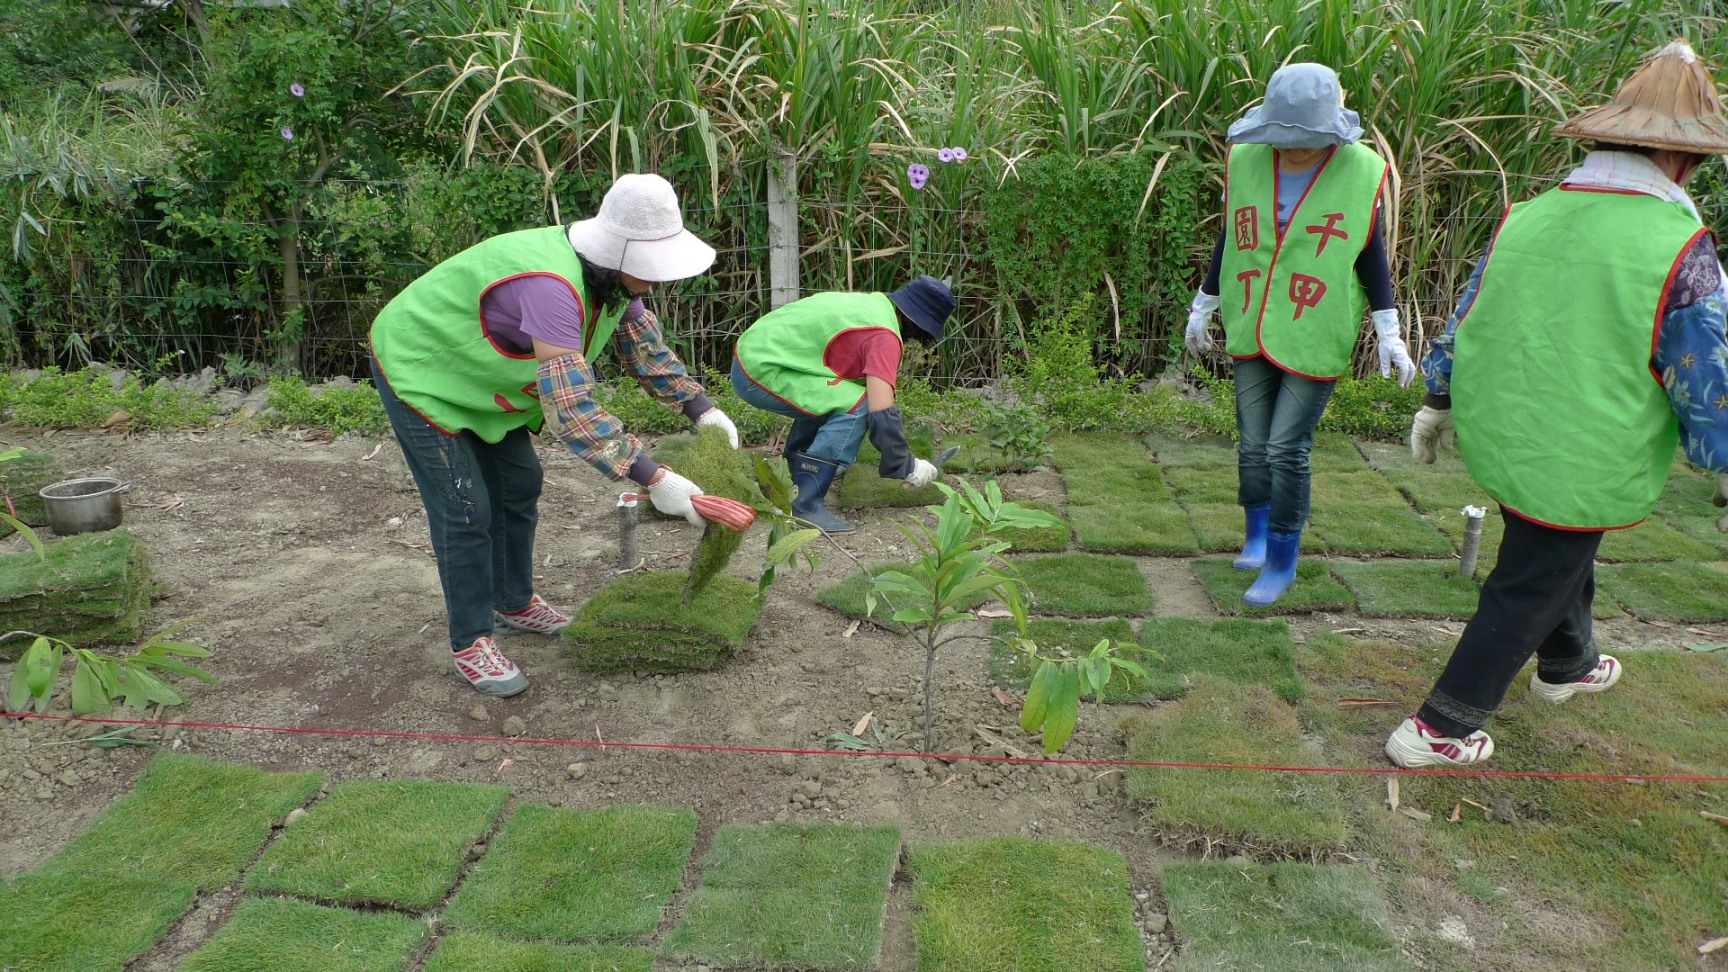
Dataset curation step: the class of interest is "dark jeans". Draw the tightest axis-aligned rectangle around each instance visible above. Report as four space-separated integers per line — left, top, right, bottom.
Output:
1233 356 1337 534
730 358 868 469
1418 512 1603 737
372 357 541 653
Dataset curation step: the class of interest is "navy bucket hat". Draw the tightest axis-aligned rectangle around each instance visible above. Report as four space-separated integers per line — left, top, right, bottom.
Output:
888 275 956 341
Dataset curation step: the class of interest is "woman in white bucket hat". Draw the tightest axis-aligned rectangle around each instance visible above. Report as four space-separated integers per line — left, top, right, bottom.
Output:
1183 62 1409 608
370 173 737 697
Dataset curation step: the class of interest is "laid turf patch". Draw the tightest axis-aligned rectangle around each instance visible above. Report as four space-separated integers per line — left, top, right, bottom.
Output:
906 836 1143 972
443 803 696 944
1143 432 1236 468
41 752 322 890
1596 561 1728 622
1011 553 1153 617
1122 678 1347 858
661 823 900 970
1162 862 1409 971
839 435 944 509
1306 471 1453 556
1356 440 1503 562
1596 516 1718 563
1056 433 1198 555
424 933 655 972
1161 464 1238 504
247 780 508 908
1652 471 1728 557
1189 556 1355 615
646 426 764 601
0 528 155 655
1182 501 1246 552
816 561 990 620
1328 560 1481 618
565 572 764 672
177 897 426 972
992 498 1070 553
1138 617 1301 702
989 618 1144 701
0 872 194 972
1310 432 1370 473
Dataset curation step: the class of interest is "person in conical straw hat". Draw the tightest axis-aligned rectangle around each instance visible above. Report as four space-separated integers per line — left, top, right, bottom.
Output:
370 174 740 698
1388 41 1728 768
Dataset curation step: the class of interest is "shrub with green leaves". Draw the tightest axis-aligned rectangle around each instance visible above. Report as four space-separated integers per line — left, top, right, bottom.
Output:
265 375 386 436
0 367 217 429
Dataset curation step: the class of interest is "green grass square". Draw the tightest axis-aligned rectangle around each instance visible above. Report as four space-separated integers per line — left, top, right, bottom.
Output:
247 780 508 908
816 561 990 620
1355 440 1503 560
1162 862 1409 971
1138 616 1301 702
988 618 1144 701
1307 504 1456 556
1652 472 1728 556
906 836 1143 972
1181 501 1245 552
1012 553 1153 617
41 753 323 890
1143 432 1237 469
565 572 765 674
1309 470 1414 509
992 499 1070 553
1161 465 1239 504
1595 516 1718 562
1056 433 1201 555
661 823 900 970
0 872 194 972
1122 678 1347 857
1596 561 1728 622
839 439 944 509
1189 557 1355 615
443 803 696 944
1068 503 1200 555
178 897 426 972
1310 432 1370 473
1328 560 1481 618
424 933 654 972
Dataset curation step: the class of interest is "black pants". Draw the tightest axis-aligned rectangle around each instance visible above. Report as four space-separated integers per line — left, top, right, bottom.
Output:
1417 511 1603 738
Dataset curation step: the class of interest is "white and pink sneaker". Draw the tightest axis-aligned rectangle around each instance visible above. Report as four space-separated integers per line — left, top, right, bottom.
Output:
1529 654 1621 704
452 637 527 697
1384 716 1494 768
494 593 571 635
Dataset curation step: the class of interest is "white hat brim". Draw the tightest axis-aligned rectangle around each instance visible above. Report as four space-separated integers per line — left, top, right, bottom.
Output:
568 220 717 282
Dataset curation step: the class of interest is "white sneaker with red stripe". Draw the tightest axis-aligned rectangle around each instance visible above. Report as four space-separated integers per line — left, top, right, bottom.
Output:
494 593 571 635
1529 654 1621 704
1384 716 1495 768
452 637 527 697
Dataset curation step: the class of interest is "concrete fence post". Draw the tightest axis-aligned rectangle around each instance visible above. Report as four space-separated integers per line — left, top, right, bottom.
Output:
767 150 800 309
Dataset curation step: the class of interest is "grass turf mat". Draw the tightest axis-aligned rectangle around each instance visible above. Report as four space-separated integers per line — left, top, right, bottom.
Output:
41 752 322 890
424 933 655 972
246 780 508 908
1355 439 1504 561
0 872 194 972
1189 556 1355 615
443 803 697 944
1143 432 1236 468
1182 501 1247 552
565 572 764 673
1138 616 1301 702
816 561 990 620
1056 433 1199 555
648 426 764 599
1305 471 1453 556
1122 678 1347 858
177 896 427 972
1162 862 1409 971
991 498 1070 553
1160 464 1238 504
1595 561 1728 623
660 822 900 970
906 836 1143 972
1011 553 1153 617
988 618 1143 701
0 529 153 654
839 435 943 509
1652 471 1728 557
1594 515 1718 563
1328 560 1481 618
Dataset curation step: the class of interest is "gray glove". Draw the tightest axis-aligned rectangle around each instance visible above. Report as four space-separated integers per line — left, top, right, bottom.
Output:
1409 406 1455 464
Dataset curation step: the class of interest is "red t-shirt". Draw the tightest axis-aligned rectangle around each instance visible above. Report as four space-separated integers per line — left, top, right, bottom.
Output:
824 328 903 386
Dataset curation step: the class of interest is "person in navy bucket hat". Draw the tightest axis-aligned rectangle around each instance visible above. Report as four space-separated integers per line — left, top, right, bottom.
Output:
731 275 957 533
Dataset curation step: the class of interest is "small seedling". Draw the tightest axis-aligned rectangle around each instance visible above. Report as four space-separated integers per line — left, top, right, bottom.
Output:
977 399 1053 471
5 622 215 716
1011 637 1150 754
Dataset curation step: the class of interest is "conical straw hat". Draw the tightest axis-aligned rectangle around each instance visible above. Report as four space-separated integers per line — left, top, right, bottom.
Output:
1554 41 1728 154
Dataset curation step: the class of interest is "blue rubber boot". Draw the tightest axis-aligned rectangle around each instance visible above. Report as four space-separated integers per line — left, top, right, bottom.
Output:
791 454 856 534
1232 503 1271 571
1243 530 1301 607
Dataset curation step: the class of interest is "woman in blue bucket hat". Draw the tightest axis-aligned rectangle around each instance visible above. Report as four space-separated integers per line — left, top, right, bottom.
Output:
1183 63 1413 606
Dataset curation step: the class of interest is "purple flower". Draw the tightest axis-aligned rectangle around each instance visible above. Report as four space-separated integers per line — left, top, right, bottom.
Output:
290 82 305 98
280 126 295 141
907 163 929 190
937 147 956 163
952 147 968 162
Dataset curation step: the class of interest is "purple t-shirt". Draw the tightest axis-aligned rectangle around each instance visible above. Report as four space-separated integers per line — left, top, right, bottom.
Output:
480 274 647 354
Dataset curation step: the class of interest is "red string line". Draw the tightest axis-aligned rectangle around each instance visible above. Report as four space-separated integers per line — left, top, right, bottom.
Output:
9 711 1728 783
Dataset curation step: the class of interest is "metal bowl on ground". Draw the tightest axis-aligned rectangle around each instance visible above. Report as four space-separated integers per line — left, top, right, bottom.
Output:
38 477 130 535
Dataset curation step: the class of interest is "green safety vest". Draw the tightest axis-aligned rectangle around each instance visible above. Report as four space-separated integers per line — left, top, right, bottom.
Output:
370 226 625 442
1454 186 1706 529
1219 142 1389 378
734 292 903 416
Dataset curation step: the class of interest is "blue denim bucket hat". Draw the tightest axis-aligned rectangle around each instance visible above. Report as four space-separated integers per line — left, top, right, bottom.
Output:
888 275 956 341
1227 63 1363 149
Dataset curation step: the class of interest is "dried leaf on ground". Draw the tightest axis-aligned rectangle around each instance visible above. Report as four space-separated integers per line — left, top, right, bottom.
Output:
1386 778 1400 812
992 687 1022 709
852 711 873 737
1699 937 1728 955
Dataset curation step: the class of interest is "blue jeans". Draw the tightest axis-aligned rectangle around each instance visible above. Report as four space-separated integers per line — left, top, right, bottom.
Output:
730 358 868 468
372 356 541 652
1233 356 1337 534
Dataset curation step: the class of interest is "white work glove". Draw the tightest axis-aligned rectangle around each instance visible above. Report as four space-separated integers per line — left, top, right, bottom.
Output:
1409 406 1455 464
648 468 705 526
904 458 939 489
1185 290 1220 354
696 407 740 449
1371 309 1416 388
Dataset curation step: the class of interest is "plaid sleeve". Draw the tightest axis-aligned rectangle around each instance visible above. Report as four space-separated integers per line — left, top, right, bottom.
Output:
536 352 647 481
613 303 708 410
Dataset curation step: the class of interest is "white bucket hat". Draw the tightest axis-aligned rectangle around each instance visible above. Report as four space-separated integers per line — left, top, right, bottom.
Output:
567 174 716 282
1227 63 1363 149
